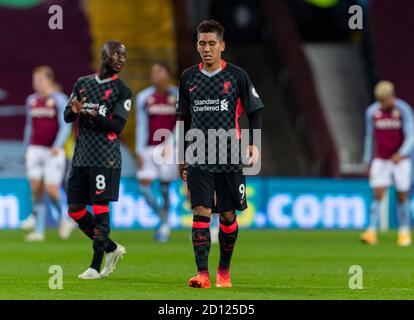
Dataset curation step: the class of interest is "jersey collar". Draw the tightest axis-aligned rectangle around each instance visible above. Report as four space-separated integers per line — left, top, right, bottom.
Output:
94 73 119 84
199 59 227 77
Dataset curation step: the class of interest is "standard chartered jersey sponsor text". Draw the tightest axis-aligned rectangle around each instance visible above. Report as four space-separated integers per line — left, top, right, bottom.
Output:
192 99 228 112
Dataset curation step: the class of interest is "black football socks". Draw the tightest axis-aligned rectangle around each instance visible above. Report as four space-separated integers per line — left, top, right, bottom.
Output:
192 215 211 274
218 216 239 271
69 208 117 256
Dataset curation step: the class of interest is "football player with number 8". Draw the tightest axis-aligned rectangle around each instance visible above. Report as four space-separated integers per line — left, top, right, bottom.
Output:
64 41 132 279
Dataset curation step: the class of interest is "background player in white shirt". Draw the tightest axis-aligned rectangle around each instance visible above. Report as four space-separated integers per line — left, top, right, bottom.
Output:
361 81 414 246
22 66 73 241
135 61 179 242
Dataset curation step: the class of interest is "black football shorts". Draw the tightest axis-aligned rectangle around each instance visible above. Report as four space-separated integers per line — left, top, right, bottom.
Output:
67 166 121 205
186 167 247 213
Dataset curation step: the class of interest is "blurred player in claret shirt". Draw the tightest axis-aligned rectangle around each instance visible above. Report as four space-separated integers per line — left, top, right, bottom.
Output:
22 66 73 241
176 20 263 288
135 61 179 242
64 41 132 279
361 81 414 246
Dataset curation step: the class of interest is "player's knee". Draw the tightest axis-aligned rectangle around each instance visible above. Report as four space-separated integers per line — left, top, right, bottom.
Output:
397 192 409 203
140 179 152 186
373 189 385 201
44 185 59 200
193 206 212 217
31 184 43 200
219 211 236 223
68 204 86 213
32 192 43 202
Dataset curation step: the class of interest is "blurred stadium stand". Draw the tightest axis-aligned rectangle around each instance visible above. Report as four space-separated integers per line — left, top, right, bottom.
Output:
305 44 369 172
0 0 93 176
0 0 92 141
370 0 414 117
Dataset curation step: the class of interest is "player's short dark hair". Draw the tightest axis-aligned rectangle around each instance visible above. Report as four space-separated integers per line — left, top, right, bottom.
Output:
101 40 123 53
197 19 225 40
33 65 55 81
153 60 172 75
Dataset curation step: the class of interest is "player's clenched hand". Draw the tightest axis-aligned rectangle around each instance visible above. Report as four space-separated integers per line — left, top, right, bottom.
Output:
391 153 403 164
70 97 85 114
245 145 259 166
82 106 98 119
50 147 61 156
179 164 187 182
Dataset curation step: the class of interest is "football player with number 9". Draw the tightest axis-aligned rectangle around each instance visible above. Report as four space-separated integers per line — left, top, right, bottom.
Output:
176 20 263 289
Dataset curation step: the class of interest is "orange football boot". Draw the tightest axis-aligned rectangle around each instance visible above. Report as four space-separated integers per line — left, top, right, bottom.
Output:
216 268 232 288
188 272 211 288
360 230 377 245
398 231 412 247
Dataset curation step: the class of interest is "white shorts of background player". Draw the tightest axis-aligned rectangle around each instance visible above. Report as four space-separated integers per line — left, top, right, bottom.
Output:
369 158 412 192
137 141 178 182
26 145 66 186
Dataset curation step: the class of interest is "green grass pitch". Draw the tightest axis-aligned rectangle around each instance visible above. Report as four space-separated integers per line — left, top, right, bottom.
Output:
1 229 414 299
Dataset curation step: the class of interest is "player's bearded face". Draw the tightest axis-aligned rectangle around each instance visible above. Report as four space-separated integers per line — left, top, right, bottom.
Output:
197 32 225 66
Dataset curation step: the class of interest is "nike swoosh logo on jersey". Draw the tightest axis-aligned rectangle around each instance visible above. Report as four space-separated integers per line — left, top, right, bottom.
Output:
96 190 106 195
240 198 245 204
189 85 198 92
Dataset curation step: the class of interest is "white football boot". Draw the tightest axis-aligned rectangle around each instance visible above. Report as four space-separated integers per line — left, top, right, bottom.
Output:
24 231 45 242
100 244 127 277
78 267 102 280
58 219 77 240
20 214 36 230
155 224 170 242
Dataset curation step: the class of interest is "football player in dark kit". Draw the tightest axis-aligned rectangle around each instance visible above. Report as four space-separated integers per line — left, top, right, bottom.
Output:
176 20 263 288
64 40 132 279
